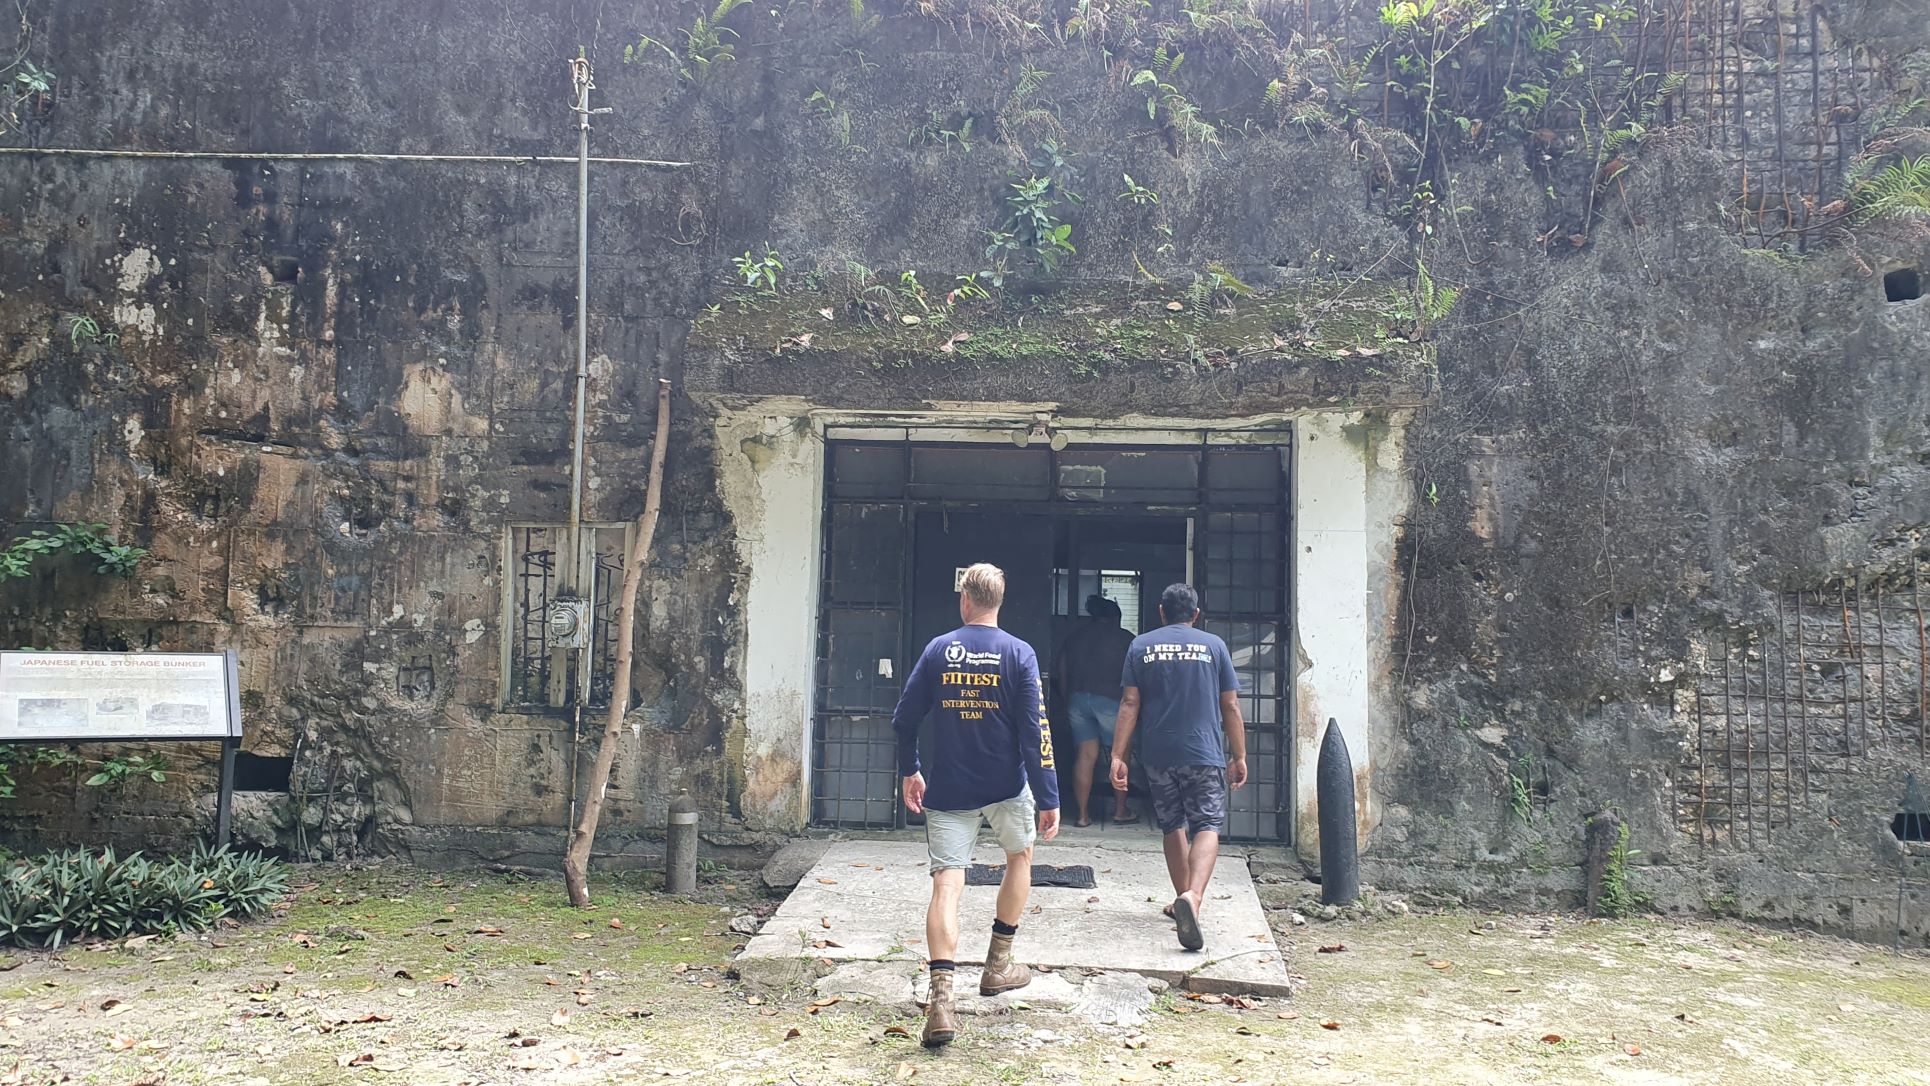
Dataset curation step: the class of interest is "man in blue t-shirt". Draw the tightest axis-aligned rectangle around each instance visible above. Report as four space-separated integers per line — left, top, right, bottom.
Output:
1109 583 1246 952
892 563 1061 1049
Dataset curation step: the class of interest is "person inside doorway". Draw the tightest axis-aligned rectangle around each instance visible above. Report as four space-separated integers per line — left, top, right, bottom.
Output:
1053 594 1139 828
892 562 1062 1049
1108 583 1247 952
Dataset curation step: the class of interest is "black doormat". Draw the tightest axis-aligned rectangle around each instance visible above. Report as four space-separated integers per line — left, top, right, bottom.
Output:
964 863 1096 889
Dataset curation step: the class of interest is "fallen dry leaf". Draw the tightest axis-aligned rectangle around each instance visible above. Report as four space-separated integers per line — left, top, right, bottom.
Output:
1429 961 1453 971
108 1035 137 1051
1320 1020 1340 1031
1541 1034 1564 1044
896 1061 917 1080
883 1025 909 1038
472 926 504 936
1166 300 1185 311
1317 944 1347 954
1624 1044 1643 1056
551 1009 571 1027
818 307 835 320
785 1027 802 1040
571 932 593 940
609 918 624 929
1276 1011 1300 1020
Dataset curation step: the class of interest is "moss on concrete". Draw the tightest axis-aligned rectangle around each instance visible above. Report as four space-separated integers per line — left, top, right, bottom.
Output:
689 278 1431 380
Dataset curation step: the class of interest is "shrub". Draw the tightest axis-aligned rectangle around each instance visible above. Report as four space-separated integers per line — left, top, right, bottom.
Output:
0 845 288 949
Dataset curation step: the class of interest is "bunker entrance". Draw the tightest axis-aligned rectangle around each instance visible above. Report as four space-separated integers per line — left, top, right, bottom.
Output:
810 435 1292 842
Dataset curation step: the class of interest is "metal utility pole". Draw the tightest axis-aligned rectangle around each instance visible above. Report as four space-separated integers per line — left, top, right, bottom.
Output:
563 55 611 834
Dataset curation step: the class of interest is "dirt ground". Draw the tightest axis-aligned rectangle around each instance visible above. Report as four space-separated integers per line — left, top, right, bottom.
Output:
1 863 1926 1086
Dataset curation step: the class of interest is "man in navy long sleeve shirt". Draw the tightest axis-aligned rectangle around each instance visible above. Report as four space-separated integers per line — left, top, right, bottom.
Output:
892 563 1060 1049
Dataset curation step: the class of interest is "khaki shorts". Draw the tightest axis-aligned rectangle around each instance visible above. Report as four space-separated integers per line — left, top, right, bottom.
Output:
924 786 1036 873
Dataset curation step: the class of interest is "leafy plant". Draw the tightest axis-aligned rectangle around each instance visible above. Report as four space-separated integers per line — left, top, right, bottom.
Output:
731 246 783 294
2 54 51 135
946 273 992 306
911 110 974 152
1 523 147 581
85 754 169 789
805 89 863 152
983 140 1083 286
625 0 751 84
1117 172 1159 205
1131 46 1219 149
1596 821 1650 917
0 846 288 949
1507 756 1534 822
1850 155 1930 224
997 63 1061 147
66 315 119 350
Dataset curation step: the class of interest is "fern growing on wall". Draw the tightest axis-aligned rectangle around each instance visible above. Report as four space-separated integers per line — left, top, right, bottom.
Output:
1851 155 1930 223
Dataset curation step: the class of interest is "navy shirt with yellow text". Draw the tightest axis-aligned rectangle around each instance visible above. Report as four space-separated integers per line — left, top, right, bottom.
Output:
892 624 1060 813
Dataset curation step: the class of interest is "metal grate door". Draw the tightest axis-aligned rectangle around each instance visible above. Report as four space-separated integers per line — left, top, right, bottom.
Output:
1195 449 1292 843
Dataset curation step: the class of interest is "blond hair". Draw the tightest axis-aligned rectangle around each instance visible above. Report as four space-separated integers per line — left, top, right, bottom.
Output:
959 563 1006 611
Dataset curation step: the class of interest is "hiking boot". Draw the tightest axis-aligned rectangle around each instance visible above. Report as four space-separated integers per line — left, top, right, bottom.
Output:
921 969 957 1048
979 931 1033 996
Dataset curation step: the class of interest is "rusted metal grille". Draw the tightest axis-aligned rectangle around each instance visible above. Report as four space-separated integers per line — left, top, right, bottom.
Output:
504 524 626 709
1278 0 1888 250
1678 571 1930 848
1681 0 1886 248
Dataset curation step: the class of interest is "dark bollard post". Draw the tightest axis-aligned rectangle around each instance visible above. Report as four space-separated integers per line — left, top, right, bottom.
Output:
1317 718 1360 906
665 792 699 896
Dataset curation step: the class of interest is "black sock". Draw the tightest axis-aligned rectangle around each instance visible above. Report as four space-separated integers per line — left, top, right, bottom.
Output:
929 959 956 972
991 919 1018 937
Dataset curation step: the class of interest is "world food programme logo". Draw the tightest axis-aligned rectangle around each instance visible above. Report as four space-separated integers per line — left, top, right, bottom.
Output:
944 642 966 664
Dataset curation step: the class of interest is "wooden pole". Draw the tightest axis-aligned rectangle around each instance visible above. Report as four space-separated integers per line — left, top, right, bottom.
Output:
563 377 672 907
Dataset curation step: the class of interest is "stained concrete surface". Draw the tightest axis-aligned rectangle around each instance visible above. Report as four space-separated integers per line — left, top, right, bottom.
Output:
736 839 1292 996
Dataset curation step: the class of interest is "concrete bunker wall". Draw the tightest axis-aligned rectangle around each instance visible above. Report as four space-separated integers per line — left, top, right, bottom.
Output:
0 0 1925 939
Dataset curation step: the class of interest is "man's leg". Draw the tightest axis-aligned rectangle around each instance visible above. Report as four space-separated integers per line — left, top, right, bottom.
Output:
994 844 1033 926
1072 739 1100 826
980 791 1038 996
926 867 964 963
1161 828 1191 897
921 810 975 1049
1169 766 1228 951
1178 830 1219 916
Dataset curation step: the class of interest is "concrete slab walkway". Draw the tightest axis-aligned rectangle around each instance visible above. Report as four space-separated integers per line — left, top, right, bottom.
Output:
736 839 1292 996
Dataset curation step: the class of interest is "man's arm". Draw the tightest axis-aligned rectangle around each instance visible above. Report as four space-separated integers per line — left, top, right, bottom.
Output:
1217 642 1248 789
892 646 937 813
1220 690 1248 789
1014 647 1060 840
1108 686 1140 791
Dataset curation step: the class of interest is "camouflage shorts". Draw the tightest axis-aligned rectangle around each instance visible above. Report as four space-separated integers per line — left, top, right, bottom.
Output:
1147 764 1228 835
